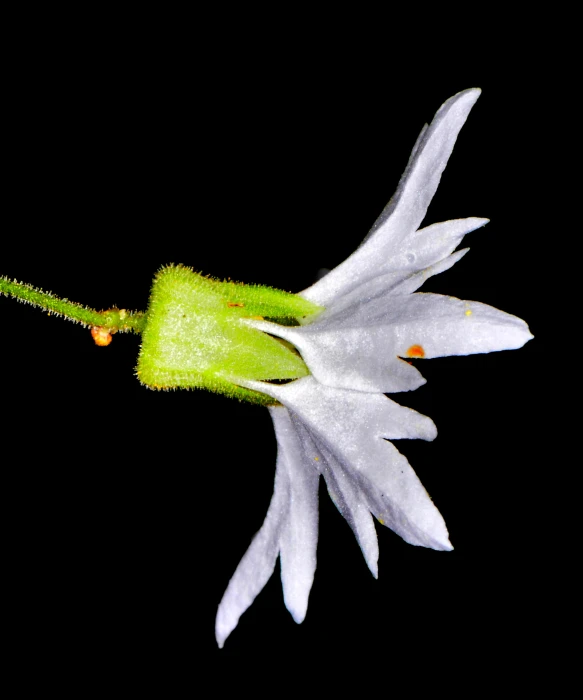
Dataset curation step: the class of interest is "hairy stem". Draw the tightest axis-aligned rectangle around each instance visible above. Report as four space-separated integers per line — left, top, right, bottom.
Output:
0 276 146 334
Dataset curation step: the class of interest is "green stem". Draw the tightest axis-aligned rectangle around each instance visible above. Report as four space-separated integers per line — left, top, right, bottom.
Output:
0 276 146 334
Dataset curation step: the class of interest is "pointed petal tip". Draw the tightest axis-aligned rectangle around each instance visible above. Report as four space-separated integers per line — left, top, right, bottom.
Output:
288 606 307 625
215 625 227 649
365 558 378 579
215 603 240 648
439 88 481 116
512 323 534 348
434 526 454 551
424 534 453 552
459 87 481 102
364 539 378 578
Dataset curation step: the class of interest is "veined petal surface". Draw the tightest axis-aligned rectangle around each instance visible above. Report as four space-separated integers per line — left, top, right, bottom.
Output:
289 413 380 576
245 316 426 393
310 218 486 319
390 248 469 296
245 291 531 393
334 292 533 358
215 406 320 647
301 89 482 307
215 447 289 648
271 407 320 624
238 376 450 551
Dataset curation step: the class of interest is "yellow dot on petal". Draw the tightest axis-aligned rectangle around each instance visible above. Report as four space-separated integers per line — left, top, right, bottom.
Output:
314 456 319 461
465 309 472 316
378 518 385 525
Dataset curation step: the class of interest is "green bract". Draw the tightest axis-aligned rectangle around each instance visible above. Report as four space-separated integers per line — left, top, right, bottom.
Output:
137 265 323 404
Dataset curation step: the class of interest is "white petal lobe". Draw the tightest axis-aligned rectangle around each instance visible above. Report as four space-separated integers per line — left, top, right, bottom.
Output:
240 377 451 551
301 89 481 307
290 415 380 577
384 294 534 358
308 218 486 320
215 452 290 648
249 290 531 396
245 316 426 394
390 248 470 296
271 407 320 624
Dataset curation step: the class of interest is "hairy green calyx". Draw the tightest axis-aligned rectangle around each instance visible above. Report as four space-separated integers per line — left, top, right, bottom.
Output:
137 265 323 404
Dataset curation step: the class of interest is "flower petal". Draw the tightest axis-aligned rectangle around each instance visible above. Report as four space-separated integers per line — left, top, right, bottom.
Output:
245 316 426 393
312 218 486 318
238 376 450 551
301 89 482 307
390 248 469 296
248 287 532 394
215 405 322 646
215 438 290 648
289 413 380 577
270 406 320 624
394 218 487 275
380 293 534 358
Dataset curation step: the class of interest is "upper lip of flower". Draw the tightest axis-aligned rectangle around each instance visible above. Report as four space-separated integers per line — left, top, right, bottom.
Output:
215 88 533 648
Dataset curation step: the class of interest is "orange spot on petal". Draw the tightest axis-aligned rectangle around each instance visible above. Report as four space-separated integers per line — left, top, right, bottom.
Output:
406 344 425 358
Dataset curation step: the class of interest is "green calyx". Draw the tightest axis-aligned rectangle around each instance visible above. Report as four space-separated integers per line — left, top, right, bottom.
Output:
137 265 323 405
2 266 322 405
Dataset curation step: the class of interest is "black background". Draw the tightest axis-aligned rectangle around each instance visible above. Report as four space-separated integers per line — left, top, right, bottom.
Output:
2 11 549 687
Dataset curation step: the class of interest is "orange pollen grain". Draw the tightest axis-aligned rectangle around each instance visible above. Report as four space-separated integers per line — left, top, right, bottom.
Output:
406 344 425 358
91 327 113 347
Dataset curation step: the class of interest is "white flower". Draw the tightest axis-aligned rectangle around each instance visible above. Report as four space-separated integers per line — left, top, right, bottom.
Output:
215 88 533 648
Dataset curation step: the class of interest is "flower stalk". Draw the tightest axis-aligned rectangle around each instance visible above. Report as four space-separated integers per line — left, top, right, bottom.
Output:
0 276 146 335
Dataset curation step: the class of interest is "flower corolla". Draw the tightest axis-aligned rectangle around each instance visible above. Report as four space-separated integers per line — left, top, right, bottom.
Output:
215 88 533 647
